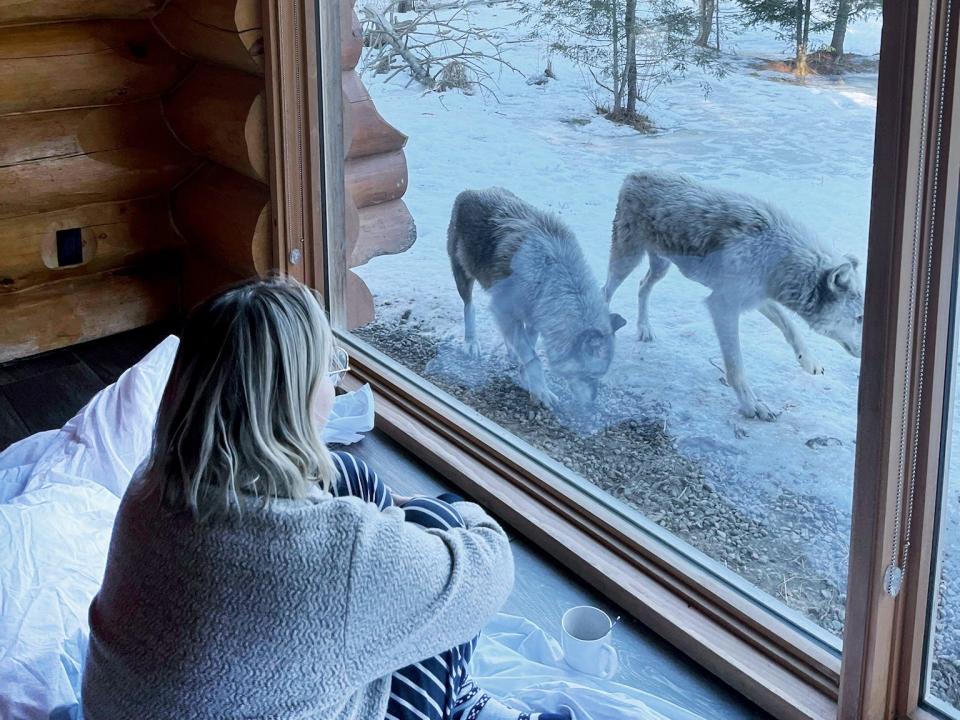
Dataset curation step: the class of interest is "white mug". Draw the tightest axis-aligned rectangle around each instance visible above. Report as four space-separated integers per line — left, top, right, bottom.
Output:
560 605 619 679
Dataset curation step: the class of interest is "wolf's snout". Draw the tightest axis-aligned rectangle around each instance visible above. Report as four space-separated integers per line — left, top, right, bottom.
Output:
569 377 599 404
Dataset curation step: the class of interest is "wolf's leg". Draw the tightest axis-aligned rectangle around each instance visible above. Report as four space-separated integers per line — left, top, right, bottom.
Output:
706 293 777 421
602 217 645 304
636 252 670 342
490 301 557 408
757 301 824 375
452 258 480 359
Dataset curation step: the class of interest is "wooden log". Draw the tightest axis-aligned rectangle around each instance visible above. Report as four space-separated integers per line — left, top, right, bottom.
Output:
0 198 180 294
343 74 407 159
171 164 273 277
341 0 362 71
0 100 175 166
0 103 199 219
0 264 180 363
153 1 264 75
0 21 190 115
169 0 260 30
351 199 417 268
0 0 163 26
344 150 408 209
164 64 268 182
181 247 248 312
346 270 375 330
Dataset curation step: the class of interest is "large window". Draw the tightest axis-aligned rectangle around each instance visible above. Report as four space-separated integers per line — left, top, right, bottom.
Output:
346 0 879 641
282 0 959 716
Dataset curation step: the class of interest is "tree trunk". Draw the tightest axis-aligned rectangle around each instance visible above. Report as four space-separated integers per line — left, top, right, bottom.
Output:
793 0 808 76
831 0 850 60
612 0 621 112
715 0 721 51
695 0 715 47
625 0 637 115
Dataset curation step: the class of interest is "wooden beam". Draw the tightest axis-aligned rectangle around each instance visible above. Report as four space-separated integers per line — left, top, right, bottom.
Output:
171 164 272 277
0 0 163 27
169 0 260 30
0 198 180 293
164 64 268 182
0 264 180 363
0 103 199 219
343 71 407 159
346 270 374 329
153 0 264 75
341 0 362 71
344 149 408 209
0 21 190 114
352 199 417 268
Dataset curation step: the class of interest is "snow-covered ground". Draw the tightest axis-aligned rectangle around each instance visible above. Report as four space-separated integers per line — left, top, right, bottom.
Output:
352 0 957 677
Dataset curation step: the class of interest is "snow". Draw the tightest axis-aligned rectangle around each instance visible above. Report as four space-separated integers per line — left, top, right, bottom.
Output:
352 0 957 635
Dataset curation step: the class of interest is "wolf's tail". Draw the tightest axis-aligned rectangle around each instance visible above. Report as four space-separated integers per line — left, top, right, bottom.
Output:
447 193 475 305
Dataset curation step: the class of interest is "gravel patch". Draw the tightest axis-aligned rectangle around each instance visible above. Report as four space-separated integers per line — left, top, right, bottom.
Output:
931 547 960 707
355 315 850 637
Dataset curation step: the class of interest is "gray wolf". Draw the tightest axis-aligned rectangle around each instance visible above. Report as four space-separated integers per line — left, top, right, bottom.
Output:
603 171 864 420
448 187 626 407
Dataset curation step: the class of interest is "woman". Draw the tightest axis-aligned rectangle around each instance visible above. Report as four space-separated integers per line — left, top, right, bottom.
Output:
81 276 567 720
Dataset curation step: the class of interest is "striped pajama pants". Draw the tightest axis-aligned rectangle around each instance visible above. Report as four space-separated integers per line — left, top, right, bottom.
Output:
330 452 521 720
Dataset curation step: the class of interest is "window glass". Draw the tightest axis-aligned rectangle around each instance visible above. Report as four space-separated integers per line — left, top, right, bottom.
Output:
926 247 960 711
340 0 882 640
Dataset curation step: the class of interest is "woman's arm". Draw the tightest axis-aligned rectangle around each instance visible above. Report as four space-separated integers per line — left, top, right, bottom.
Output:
330 452 397 509
341 500 514 684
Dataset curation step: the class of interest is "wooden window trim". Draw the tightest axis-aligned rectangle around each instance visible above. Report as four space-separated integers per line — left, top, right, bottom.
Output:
261 0 960 717
839 0 960 717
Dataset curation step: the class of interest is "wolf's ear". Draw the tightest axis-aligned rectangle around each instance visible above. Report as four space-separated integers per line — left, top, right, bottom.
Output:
844 253 861 270
610 312 627 333
826 262 855 293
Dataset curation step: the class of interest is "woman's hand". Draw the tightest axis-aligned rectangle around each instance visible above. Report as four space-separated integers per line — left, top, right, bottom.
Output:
390 492 412 507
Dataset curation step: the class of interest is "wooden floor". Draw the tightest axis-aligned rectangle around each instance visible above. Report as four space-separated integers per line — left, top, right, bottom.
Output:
0 325 770 719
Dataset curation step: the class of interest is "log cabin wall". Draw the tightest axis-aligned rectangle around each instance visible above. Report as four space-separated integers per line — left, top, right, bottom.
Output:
0 15 196 362
0 0 415 363
155 0 271 309
0 0 269 362
341 0 416 329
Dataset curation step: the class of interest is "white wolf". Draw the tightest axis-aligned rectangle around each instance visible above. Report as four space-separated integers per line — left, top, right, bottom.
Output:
603 171 864 420
448 188 626 407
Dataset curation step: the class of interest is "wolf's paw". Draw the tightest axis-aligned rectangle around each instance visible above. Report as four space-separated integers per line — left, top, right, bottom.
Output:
797 353 824 375
742 400 779 422
530 387 560 410
636 323 655 342
464 340 481 359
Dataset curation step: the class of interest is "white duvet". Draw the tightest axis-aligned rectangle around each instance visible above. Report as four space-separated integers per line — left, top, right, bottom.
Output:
0 337 702 720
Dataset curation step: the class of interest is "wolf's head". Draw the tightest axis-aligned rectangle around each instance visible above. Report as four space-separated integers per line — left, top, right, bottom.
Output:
549 312 627 402
805 254 864 358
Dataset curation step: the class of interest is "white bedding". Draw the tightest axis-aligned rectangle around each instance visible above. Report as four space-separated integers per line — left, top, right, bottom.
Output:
0 337 702 720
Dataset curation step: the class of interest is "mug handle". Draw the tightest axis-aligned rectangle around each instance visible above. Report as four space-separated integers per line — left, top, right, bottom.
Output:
600 643 619 679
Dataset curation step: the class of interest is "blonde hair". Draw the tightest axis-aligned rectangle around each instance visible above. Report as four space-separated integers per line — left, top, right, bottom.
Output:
142 275 336 518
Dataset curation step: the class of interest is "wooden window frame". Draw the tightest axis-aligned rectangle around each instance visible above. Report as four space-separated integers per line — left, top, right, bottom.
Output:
260 0 960 717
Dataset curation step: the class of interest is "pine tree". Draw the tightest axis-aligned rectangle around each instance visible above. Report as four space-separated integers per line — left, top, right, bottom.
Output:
824 0 881 60
737 0 825 75
523 0 725 126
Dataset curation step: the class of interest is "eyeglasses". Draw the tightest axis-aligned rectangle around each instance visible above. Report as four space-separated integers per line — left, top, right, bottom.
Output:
328 346 350 387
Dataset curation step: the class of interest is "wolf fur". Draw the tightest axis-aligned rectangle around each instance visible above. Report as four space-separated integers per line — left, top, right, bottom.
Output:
448 187 626 407
603 171 864 421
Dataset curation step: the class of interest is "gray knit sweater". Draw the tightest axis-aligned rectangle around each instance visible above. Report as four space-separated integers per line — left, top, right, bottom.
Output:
81 478 514 719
